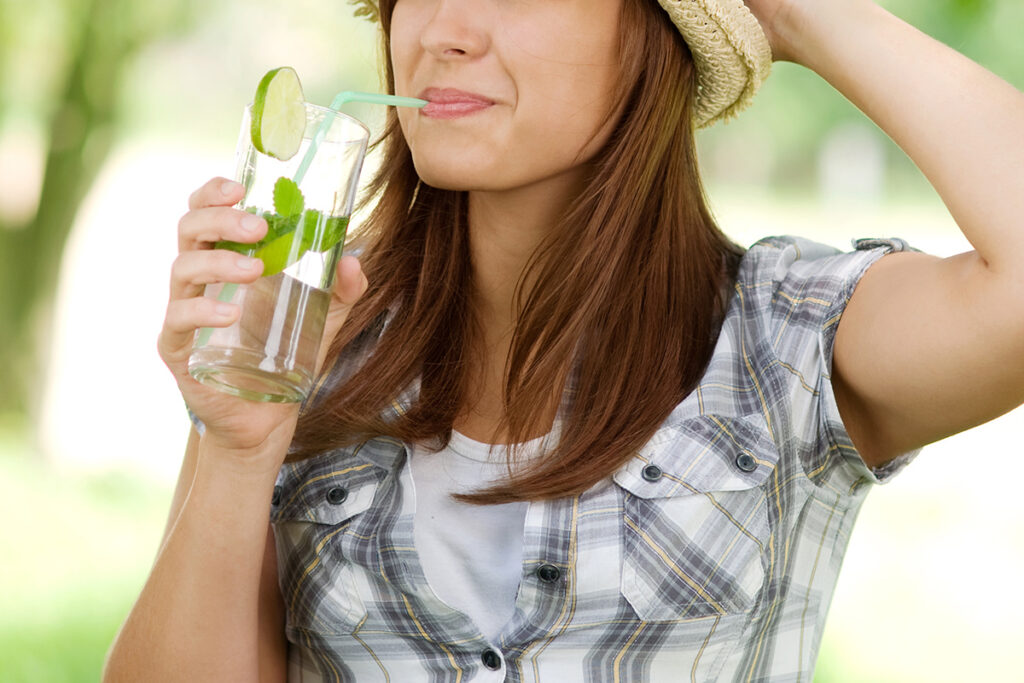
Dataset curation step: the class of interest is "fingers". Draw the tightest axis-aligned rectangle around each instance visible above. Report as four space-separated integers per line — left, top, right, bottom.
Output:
188 177 245 211
180 177 267 252
158 296 239 369
178 206 267 253
170 249 264 301
163 176 268 372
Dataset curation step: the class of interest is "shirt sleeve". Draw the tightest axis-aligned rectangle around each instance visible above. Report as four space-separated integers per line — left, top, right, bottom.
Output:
743 236 921 493
187 406 205 435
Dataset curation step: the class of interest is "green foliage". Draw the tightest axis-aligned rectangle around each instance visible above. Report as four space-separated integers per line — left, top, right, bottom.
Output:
0 449 171 683
0 0 202 418
0 597 136 683
698 0 1023 194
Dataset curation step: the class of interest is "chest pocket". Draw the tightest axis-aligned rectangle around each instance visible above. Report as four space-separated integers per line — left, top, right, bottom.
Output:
614 414 778 622
271 450 384 636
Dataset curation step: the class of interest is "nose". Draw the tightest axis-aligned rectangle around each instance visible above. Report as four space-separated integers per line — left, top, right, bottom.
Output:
419 0 490 59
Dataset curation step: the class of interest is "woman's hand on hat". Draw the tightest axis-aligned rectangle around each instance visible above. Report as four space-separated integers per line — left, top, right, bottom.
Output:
744 0 846 65
743 0 798 62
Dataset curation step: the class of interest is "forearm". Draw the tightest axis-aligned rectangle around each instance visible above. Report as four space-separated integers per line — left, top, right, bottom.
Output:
784 0 1024 269
103 443 280 683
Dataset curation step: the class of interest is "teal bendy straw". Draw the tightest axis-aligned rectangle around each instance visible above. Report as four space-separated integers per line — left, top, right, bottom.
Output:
331 91 426 110
195 92 426 348
292 91 426 185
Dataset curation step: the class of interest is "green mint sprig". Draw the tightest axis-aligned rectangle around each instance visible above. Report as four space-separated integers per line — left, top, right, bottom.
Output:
273 176 304 217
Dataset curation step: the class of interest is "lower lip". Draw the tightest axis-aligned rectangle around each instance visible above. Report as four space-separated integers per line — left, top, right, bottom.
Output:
420 101 493 119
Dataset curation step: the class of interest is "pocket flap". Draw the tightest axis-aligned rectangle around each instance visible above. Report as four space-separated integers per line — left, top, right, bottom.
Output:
271 445 388 525
614 414 778 498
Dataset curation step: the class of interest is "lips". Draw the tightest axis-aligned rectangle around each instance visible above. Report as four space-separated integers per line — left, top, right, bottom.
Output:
419 87 495 119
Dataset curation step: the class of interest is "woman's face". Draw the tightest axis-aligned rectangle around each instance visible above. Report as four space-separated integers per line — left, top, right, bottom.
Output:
390 0 625 192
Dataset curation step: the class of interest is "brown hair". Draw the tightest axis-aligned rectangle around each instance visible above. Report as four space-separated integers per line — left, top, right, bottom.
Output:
289 0 744 503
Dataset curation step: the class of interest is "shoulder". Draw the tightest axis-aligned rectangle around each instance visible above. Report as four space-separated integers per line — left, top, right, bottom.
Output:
730 235 917 333
699 235 921 487
738 235 915 287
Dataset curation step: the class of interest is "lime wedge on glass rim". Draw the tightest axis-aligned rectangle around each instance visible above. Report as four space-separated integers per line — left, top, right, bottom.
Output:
251 66 306 161
215 68 350 276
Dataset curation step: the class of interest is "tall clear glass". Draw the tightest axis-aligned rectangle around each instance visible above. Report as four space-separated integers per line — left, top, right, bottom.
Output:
188 103 370 402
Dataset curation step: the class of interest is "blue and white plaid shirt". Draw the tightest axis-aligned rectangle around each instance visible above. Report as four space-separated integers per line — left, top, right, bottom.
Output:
265 235 919 682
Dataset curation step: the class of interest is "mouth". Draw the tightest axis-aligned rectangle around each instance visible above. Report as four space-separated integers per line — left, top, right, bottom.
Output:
418 87 495 119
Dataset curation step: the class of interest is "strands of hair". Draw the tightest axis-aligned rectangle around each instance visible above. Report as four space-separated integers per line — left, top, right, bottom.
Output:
289 0 744 504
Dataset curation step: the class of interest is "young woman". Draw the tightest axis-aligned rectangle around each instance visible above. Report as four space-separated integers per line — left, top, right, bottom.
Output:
104 0 1024 680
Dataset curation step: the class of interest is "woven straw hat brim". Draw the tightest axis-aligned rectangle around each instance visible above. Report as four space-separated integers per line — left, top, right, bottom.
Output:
657 0 772 126
348 0 772 128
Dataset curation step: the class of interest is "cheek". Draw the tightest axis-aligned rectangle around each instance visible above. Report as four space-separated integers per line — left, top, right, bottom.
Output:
513 98 616 171
510 52 622 164
388 5 422 93
499 1 622 69
501 12 623 153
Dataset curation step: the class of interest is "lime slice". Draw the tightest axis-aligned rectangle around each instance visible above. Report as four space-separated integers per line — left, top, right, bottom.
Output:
217 209 348 277
251 67 306 161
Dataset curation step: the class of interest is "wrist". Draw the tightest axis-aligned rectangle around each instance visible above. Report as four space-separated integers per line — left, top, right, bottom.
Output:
197 431 289 481
774 0 876 70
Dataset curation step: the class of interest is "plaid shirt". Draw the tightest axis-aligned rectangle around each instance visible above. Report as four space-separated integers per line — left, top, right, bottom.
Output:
268 235 919 682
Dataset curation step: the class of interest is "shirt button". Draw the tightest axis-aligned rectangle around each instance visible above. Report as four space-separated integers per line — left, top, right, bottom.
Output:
735 453 758 473
326 486 348 505
536 564 561 583
642 464 663 481
271 485 282 506
481 648 502 670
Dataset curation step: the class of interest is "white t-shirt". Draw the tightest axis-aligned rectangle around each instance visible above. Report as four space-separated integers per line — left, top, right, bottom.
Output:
408 430 544 641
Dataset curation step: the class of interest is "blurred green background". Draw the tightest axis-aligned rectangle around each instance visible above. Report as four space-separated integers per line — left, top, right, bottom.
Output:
1 0 1022 680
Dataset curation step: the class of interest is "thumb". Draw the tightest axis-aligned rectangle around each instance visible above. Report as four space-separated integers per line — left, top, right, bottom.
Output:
333 254 369 307
315 255 369 376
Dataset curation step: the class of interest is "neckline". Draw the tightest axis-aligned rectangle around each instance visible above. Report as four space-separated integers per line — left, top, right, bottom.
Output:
447 429 549 463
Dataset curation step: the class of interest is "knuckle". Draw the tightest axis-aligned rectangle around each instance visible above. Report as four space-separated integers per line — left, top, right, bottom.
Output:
219 248 243 266
170 252 192 278
193 295 213 314
163 299 185 328
189 182 211 208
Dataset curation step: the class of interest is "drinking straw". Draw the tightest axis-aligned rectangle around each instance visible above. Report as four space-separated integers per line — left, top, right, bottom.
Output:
195 92 426 349
293 91 426 185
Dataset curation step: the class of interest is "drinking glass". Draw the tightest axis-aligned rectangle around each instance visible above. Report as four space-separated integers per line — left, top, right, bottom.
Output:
188 103 369 402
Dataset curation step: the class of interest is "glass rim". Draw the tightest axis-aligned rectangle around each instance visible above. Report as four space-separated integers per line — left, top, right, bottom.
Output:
244 101 371 144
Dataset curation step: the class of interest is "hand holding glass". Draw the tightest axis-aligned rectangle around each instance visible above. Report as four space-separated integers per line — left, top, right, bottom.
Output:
188 103 369 402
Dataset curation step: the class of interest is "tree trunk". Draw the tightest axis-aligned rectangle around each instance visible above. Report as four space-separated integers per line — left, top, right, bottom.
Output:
0 0 125 419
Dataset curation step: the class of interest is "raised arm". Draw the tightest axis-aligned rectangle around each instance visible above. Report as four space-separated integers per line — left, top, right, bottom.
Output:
749 0 1024 465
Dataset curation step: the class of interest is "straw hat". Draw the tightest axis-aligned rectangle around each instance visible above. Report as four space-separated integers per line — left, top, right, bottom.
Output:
349 0 773 128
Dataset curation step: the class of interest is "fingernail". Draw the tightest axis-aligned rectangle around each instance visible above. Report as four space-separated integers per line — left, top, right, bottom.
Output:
236 257 260 270
215 303 235 317
221 180 242 196
241 214 262 232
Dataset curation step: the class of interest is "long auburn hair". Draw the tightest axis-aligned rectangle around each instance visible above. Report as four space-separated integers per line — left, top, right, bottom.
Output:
289 0 745 504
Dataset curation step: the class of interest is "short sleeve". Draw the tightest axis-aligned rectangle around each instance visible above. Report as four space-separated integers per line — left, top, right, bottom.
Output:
187 406 205 435
741 236 921 493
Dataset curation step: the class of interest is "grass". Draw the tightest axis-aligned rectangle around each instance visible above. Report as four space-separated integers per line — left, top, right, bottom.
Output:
0 434 172 683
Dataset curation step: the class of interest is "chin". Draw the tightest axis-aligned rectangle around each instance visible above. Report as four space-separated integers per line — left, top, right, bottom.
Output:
411 157 504 192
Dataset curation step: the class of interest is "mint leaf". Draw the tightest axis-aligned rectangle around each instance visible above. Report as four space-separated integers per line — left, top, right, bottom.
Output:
273 176 304 217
